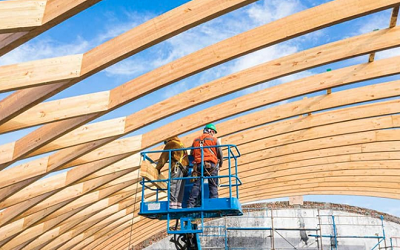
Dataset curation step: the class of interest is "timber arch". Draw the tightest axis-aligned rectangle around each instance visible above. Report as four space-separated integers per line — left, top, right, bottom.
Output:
0 0 400 249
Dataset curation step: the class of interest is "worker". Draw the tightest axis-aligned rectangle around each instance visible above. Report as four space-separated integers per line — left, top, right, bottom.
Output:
156 136 189 209
187 124 223 208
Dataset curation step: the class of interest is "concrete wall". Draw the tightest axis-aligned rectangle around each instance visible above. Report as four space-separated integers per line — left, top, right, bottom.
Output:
142 202 400 250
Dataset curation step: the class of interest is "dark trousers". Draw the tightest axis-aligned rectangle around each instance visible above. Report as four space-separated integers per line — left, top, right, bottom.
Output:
170 166 186 208
187 162 218 208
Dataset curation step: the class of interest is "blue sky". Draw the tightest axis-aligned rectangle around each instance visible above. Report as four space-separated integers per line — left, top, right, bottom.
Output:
1 0 400 217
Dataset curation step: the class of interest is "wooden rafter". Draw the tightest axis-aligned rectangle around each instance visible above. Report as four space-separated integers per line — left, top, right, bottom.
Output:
0 0 256 124
0 0 102 56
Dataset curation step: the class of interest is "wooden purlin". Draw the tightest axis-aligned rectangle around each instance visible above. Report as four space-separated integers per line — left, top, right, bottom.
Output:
0 0 255 124
0 0 102 56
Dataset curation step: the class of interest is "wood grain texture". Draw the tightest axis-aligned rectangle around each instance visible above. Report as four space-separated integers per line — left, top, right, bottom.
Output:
2 0 400 248
0 91 110 134
0 0 102 56
0 0 255 124
0 0 46 34
4 25 400 171
2 0 399 174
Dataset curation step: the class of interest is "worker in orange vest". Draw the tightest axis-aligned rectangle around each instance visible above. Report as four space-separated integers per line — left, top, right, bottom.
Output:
156 136 189 209
187 124 223 208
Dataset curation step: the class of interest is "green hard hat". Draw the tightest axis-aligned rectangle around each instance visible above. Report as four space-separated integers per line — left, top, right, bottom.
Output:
204 123 217 134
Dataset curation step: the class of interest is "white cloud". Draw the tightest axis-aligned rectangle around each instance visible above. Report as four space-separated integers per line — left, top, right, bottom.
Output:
357 13 390 35
95 11 155 44
104 59 147 77
162 81 189 99
0 10 153 68
375 47 400 60
247 0 305 25
230 44 299 73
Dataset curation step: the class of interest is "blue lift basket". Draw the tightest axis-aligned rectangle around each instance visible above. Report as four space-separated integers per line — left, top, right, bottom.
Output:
139 144 243 235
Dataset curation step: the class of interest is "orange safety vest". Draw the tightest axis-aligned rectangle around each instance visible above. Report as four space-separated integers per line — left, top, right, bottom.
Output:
192 134 218 164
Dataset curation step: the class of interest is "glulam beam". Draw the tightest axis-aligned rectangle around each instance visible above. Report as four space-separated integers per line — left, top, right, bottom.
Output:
4 1 400 175
0 0 255 123
0 0 102 56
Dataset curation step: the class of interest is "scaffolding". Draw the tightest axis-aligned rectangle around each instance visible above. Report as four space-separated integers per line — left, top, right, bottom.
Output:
391 237 400 249
198 207 391 250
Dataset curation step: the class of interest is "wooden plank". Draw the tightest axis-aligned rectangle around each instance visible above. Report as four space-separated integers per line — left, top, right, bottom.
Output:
5 189 154 250
142 79 400 149
0 176 142 247
0 0 102 56
28 117 126 157
0 54 83 93
0 0 255 124
0 0 46 34
233 116 396 156
140 161 167 190
232 146 400 178
0 154 141 209
1 79 395 208
2 0 399 169
109 0 400 108
7 27 400 167
0 91 110 134
40 194 161 250
222 161 400 190
240 185 400 203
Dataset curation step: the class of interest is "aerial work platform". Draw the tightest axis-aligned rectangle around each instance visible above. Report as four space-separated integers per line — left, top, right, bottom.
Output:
139 144 243 240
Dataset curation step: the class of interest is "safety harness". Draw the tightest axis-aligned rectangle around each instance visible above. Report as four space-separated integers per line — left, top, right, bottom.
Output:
173 141 188 176
192 138 219 186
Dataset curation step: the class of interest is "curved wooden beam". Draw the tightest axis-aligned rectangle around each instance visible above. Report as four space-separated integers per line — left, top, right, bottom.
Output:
3 114 397 248
0 0 255 123
2 7 400 174
9 112 391 211
0 79 397 227
0 0 102 56
0 153 140 209
0 91 110 134
38 148 400 248
6 190 155 250
2 23 400 186
241 185 400 203
0 169 140 241
12 133 400 248
8 38 400 154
